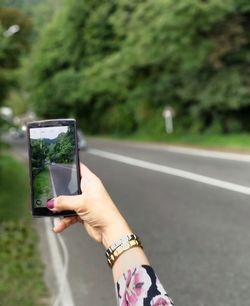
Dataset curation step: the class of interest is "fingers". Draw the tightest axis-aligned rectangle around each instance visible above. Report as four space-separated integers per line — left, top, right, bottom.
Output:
80 162 92 177
52 216 79 233
47 162 89 212
80 162 98 180
47 163 91 234
47 194 84 212
80 162 86 175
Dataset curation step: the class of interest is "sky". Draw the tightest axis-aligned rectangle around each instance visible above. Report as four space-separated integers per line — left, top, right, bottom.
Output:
30 126 68 139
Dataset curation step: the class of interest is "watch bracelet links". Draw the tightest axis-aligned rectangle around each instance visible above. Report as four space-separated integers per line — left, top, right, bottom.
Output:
105 234 143 268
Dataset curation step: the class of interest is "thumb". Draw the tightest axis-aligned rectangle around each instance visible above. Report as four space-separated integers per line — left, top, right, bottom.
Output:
47 195 83 212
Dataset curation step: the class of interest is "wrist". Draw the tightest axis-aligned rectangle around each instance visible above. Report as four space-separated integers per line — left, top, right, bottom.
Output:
102 220 132 249
106 233 143 268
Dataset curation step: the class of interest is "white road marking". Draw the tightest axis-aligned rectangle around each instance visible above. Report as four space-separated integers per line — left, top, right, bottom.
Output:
88 148 250 195
49 165 57 198
44 218 75 306
46 167 75 306
164 146 250 162
129 143 250 162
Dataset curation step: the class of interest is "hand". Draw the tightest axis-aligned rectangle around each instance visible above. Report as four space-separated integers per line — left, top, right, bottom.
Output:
47 163 132 248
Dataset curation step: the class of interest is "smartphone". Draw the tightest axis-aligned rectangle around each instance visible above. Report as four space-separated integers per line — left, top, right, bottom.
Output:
27 119 81 217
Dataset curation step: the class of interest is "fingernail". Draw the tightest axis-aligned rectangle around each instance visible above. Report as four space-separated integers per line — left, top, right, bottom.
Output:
46 199 54 209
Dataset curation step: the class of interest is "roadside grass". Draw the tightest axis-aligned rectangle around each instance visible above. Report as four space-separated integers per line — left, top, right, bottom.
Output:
91 132 250 153
0 154 29 221
33 167 53 207
0 154 48 306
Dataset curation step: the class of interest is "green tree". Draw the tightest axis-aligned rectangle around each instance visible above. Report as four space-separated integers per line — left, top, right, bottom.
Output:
30 138 49 177
0 7 32 104
28 0 250 134
0 7 32 142
0 7 32 66
47 127 74 163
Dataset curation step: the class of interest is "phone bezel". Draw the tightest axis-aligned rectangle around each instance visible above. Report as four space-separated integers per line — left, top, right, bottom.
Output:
27 119 81 217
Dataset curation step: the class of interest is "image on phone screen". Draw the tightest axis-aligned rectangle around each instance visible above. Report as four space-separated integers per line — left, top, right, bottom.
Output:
29 124 79 208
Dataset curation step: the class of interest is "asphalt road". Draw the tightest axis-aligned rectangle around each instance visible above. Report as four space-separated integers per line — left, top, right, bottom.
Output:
49 164 78 196
10 137 250 305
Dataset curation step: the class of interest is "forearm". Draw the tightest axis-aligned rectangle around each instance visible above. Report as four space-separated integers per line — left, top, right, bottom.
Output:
116 265 174 305
101 219 149 282
112 246 150 283
102 222 173 305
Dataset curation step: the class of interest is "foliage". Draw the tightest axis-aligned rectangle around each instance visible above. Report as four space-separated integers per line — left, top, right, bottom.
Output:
0 0 57 26
0 155 48 305
0 221 47 306
0 7 32 108
0 154 28 221
105 132 250 152
0 7 32 67
31 126 75 166
28 0 250 134
30 139 48 171
48 127 75 163
33 168 51 202
4 87 29 115
0 0 41 12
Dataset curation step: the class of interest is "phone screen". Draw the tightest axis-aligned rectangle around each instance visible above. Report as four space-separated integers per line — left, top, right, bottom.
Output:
28 120 80 216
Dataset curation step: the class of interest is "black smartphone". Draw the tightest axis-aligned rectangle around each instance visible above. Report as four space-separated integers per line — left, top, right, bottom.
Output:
27 119 81 217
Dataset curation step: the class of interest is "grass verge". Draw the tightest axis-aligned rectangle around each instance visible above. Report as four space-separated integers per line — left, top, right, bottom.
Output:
91 132 250 153
0 153 48 306
0 154 29 221
33 167 53 207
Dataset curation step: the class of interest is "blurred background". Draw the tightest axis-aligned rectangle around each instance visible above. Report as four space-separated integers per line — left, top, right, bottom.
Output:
1 0 250 305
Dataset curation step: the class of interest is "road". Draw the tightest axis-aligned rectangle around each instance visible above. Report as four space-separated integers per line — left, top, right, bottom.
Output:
48 163 78 197
11 137 250 305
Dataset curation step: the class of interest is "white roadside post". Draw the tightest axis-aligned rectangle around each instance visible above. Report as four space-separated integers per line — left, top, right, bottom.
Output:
162 106 174 134
0 106 13 120
3 24 20 37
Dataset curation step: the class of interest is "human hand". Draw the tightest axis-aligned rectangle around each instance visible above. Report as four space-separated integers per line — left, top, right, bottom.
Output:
47 163 132 248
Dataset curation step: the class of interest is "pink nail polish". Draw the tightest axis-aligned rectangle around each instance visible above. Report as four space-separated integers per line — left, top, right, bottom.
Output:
46 199 54 209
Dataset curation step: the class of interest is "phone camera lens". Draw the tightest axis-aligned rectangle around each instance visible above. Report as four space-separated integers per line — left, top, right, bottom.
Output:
36 199 42 206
